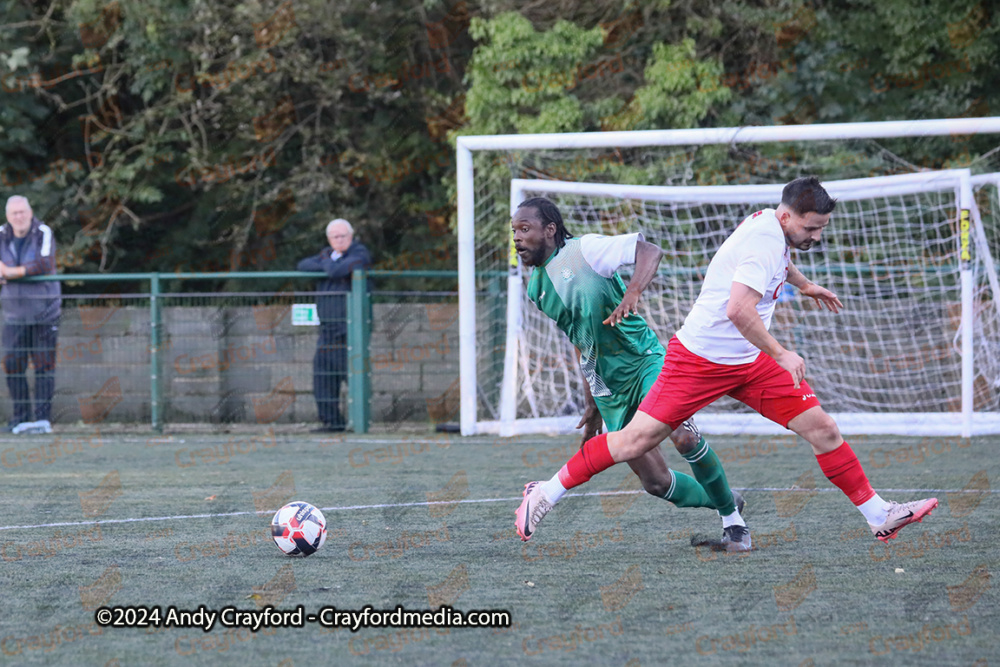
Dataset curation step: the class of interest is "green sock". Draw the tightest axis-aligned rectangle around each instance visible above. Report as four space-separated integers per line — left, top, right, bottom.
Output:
681 437 737 515
662 469 715 508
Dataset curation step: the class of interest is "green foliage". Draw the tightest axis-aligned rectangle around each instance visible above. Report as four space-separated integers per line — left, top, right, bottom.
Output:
0 0 996 284
631 39 730 130
464 12 603 135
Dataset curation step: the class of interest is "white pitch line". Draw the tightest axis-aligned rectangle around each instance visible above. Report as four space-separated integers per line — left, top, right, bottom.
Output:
0 486 993 533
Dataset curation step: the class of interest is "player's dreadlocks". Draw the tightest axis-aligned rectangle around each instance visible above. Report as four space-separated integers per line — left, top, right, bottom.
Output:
517 197 573 248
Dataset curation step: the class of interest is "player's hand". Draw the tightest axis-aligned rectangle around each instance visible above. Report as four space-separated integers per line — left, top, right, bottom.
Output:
603 292 640 327
775 349 806 389
576 403 603 448
800 283 843 314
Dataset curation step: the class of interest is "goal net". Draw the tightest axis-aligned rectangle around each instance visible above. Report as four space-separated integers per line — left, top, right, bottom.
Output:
501 170 1000 436
456 120 1000 437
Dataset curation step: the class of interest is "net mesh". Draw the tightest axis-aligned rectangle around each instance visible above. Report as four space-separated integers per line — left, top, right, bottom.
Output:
972 178 1000 406
470 139 1000 429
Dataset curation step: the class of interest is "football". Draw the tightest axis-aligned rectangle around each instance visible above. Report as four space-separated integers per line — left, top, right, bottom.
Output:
270 501 328 556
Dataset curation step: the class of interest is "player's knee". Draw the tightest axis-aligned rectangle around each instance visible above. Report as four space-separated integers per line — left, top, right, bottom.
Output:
640 476 670 498
621 433 660 460
808 412 842 448
669 427 698 454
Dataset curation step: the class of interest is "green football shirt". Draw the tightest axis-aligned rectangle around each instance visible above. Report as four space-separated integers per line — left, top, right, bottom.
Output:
526 234 664 399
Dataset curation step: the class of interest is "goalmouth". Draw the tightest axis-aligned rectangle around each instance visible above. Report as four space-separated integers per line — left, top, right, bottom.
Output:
456 118 1000 437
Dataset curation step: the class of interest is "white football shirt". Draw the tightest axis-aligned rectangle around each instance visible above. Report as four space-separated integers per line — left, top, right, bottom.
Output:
676 208 790 364
579 232 642 276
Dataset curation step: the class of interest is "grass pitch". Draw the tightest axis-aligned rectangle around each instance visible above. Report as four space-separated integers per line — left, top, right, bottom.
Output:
0 427 997 666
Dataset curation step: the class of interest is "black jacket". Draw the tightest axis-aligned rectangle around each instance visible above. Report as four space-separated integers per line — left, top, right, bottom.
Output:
0 216 61 325
297 241 372 331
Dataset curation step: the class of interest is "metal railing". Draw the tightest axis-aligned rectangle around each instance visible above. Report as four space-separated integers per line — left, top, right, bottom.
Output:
14 270 457 432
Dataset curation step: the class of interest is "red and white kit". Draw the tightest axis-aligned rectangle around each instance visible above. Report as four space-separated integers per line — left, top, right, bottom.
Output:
639 208 820 429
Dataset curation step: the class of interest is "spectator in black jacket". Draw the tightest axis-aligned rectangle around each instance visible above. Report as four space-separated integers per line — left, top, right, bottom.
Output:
297 219 372 432
1 196 61 434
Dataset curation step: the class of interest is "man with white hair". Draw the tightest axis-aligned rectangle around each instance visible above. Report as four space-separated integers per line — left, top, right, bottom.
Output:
297 219 372 432
1 196 61 434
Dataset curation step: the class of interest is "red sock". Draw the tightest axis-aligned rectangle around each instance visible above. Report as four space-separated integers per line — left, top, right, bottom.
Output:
557 433 615 489
815 441 875 505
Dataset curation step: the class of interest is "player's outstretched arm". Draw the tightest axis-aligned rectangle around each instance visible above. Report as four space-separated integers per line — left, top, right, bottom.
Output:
787 261 843 313
727 282 806 388
603 240 663 326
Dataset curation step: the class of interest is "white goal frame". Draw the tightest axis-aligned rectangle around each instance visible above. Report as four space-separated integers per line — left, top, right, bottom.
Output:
456 118 1000 437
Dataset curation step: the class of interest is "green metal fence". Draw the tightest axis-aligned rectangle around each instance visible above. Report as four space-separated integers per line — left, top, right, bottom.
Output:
3 270 457 433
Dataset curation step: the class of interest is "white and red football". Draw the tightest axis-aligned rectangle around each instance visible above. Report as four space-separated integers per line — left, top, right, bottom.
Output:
271 501 327 556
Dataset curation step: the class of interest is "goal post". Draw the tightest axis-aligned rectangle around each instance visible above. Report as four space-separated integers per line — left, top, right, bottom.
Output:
456 118 1000 437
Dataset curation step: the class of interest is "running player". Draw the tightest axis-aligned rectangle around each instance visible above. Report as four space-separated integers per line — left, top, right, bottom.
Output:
515 178 938 544
511 197 749 551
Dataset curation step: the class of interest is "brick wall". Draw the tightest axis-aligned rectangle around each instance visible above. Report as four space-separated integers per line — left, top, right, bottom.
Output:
1 302 460 427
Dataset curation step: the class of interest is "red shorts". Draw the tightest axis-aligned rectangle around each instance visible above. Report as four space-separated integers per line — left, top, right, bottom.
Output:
638 336 822 430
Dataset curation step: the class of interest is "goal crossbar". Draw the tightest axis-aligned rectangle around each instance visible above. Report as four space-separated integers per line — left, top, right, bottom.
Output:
512 169 974 203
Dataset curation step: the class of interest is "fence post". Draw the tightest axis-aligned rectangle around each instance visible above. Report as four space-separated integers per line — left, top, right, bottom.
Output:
348 269 370 433
150 273 163 432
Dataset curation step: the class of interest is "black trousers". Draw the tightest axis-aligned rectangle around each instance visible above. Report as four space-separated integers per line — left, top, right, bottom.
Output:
313 324 347 428
3 322 58 424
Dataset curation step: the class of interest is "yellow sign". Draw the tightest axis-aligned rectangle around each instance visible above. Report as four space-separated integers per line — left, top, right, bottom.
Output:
960 209 971 261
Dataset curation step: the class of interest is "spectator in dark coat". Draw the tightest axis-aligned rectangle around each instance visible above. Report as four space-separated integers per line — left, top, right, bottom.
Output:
297 219 372 432
1 196 61 434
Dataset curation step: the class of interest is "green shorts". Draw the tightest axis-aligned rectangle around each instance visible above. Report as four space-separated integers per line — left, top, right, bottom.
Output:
593 352 664 432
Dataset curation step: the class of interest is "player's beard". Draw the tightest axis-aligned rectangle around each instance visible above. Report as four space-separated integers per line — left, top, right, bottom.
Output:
792 234 815 251
519 246 548 267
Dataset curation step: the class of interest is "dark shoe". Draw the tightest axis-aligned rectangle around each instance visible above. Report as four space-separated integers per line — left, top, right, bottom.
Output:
721 525 752 552
311 424 346 433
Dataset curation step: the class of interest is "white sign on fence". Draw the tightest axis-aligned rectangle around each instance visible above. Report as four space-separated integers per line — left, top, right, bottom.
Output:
292 304 320 326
